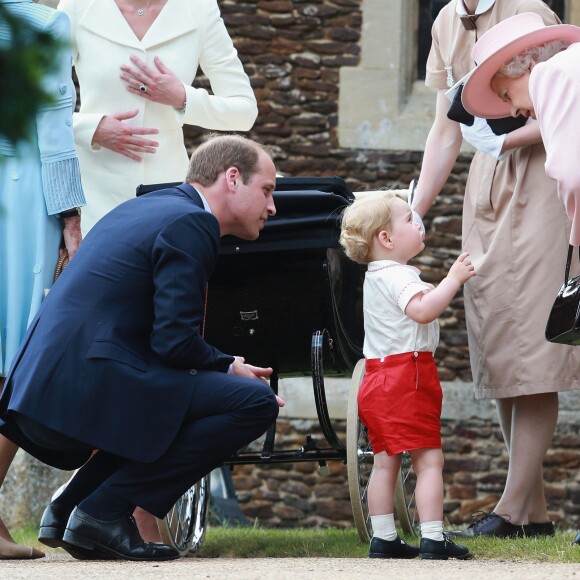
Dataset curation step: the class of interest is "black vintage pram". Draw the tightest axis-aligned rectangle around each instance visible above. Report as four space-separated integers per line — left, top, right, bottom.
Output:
137 177 417 555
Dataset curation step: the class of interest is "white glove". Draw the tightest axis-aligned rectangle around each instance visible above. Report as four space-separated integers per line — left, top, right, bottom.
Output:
412 210 425 237
460 116 507 160
406 180 426 236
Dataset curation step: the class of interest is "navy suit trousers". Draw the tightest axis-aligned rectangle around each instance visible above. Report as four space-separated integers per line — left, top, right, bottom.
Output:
16 370 278 518
94 371 278 517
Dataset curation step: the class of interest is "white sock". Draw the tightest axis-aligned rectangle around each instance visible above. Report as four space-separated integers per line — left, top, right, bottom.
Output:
371 514 398 541
420 520 444 541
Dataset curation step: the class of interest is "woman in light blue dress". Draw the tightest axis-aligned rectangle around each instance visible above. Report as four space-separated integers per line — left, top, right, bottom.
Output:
0 0 85 559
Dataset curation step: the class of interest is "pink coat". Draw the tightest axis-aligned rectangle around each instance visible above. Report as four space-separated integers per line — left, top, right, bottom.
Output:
530 43 580 246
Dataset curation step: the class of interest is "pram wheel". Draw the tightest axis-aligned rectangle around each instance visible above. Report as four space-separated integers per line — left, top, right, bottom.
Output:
347 359 373 542
346 359 418 541
394 451 418 536
156 473 210 557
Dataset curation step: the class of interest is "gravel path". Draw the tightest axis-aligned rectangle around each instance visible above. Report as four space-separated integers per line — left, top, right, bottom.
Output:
3 554 580 579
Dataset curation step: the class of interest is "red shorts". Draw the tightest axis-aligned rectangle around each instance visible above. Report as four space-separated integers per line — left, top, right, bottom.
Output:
358 352 442 456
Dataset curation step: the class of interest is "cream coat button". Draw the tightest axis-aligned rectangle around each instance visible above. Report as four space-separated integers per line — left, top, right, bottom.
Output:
33 264 41 273
10 172 18 180
59 84 68 94
65 118 72 126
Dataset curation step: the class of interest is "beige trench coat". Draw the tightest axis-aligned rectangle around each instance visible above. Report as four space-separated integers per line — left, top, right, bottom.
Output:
426 0 580 399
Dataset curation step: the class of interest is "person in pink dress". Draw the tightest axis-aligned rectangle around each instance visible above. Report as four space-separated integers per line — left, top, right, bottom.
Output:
461 10 580 543
415 0 580 539
462 11 580 246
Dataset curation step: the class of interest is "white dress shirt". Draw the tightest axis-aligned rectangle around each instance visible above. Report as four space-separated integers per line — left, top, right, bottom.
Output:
363 260 440 359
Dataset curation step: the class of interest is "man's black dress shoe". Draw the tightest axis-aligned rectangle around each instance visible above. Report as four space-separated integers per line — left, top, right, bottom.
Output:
38 502 98 560
420 535 472 560
447 511 525 538
368 535 420 559
63 507 179 561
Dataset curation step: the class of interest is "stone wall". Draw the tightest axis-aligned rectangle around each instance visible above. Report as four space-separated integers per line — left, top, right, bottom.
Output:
192 0 475 381
4 0 575 534
231 385 580 531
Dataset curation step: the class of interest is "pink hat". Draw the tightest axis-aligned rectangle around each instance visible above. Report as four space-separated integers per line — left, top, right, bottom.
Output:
461 12 580 118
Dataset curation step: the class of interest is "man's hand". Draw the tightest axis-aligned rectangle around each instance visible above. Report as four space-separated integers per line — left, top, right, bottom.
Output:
231 356 285 407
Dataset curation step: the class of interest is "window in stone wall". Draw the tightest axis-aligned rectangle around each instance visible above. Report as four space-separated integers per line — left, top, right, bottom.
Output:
338 0 568 152
417 0 566 80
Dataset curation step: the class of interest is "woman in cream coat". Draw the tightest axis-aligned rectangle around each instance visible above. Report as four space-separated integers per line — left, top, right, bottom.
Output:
58 0 258 234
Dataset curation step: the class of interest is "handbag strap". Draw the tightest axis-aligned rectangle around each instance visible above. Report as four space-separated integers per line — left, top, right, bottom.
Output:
54 250 69 282
565 244 576 284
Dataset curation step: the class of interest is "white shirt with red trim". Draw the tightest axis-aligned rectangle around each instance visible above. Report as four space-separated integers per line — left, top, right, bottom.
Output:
363 260 440 359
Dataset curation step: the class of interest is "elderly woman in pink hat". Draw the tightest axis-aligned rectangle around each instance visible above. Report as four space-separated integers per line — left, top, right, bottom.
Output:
413 1 580 541
463 11 580 245
462 11 580 544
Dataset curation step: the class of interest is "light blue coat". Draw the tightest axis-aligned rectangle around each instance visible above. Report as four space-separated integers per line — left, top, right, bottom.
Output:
0 0 85 375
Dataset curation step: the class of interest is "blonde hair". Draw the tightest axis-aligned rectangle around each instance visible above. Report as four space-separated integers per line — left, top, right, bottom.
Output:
339 191 399 264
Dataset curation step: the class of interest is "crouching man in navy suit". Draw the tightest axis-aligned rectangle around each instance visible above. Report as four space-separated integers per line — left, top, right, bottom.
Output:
0 134 283 561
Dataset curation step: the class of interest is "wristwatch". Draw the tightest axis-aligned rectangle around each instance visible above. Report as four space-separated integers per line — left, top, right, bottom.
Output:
58 207 81 219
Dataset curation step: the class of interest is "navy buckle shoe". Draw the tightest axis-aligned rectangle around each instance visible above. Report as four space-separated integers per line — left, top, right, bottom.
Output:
420 534 472 560
368 535 420 559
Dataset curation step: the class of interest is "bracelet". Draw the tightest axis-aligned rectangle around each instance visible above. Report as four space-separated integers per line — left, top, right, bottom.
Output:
58 207 81 219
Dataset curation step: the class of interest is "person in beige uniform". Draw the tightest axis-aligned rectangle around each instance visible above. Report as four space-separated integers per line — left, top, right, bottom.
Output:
412 0 580 537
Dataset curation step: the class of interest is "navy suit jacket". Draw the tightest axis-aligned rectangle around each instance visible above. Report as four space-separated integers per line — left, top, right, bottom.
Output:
0 184 235 468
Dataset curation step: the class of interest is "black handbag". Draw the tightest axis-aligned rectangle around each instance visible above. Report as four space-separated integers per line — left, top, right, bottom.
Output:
447 83 475 126
447 83 527 134
487 115 527 136
545 245 580 344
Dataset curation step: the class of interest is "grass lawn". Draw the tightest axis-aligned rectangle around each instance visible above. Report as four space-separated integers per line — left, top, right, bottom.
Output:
12 525 580 562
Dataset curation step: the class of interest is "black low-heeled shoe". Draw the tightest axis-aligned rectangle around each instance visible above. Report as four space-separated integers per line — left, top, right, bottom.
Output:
446 511 525 538
63 507 179 561
523 521 555 537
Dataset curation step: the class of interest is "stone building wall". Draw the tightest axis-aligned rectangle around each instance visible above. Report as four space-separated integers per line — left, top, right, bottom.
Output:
231 399 580 531
5 0 575 534
191 0 475 382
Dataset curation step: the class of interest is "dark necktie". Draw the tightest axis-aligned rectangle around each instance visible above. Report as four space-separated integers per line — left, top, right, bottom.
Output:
460 13 479 30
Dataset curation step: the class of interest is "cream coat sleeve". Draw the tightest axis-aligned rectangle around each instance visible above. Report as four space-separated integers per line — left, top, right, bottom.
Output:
180 0 257 130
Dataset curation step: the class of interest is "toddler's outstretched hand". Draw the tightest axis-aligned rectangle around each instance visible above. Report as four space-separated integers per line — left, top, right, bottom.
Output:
447 252 476 286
